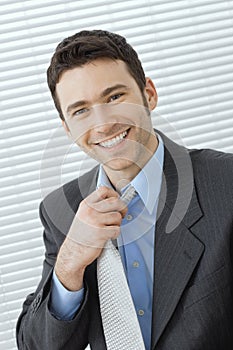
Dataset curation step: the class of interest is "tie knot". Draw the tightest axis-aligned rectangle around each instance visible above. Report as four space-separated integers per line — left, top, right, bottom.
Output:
121 185 137 205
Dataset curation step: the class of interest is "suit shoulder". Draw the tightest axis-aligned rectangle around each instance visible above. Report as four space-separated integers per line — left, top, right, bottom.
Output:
189 148 233 170
42 165 99 207
189 148 233 203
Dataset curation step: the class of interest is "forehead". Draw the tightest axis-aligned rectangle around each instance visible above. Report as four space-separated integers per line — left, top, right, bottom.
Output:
56 58 138 104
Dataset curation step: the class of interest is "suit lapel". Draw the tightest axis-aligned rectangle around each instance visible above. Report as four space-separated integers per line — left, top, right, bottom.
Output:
151 133 204 348
75 165 99 201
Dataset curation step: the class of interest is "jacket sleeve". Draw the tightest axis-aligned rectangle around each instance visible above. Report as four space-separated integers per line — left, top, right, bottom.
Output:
16 201 90 350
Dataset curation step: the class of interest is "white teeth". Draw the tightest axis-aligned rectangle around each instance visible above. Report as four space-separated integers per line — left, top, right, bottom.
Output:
99 131 128 148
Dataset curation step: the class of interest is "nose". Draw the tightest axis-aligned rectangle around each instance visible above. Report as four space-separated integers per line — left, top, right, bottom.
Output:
91 104 117 133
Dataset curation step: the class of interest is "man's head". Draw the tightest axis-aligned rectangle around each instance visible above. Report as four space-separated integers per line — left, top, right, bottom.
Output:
47 30 158 184
47 30 146 121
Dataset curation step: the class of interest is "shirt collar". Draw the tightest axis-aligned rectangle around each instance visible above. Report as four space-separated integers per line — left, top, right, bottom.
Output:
97 133 164 214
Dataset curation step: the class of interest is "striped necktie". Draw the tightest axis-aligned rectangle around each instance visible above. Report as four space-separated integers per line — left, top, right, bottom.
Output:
97 185 145 350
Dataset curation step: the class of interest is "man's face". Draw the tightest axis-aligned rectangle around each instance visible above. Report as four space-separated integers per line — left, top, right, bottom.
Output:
56 58 158 177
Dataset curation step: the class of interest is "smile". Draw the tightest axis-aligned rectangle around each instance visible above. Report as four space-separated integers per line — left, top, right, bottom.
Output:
99 130 128 148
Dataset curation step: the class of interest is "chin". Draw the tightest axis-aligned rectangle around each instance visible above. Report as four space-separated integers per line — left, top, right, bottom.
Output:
103 158 137 171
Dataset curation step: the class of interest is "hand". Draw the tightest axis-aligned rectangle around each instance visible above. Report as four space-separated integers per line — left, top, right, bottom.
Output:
54 186 127 291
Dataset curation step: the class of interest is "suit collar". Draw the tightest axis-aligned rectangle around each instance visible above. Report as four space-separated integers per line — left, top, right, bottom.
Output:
151 131 204 348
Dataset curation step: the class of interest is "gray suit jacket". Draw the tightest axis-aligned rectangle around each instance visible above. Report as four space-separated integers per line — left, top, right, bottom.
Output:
16 132 233 349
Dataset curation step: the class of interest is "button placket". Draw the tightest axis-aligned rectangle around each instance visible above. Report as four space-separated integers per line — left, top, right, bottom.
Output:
126 214 133 221
138 309 145 316
132 261 139 268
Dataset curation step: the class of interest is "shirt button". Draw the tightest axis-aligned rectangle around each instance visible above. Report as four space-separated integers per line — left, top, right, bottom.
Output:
138 309 144 316
126 214 133 221
133 261 139 268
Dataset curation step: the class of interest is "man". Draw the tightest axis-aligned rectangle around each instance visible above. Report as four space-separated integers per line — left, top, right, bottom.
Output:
16 30 233 349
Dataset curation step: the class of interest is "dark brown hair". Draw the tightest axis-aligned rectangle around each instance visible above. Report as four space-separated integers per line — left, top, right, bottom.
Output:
47 30 146 120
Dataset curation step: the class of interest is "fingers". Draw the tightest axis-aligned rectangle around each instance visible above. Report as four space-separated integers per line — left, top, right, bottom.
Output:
68 186 127 250
83 186 128 217
93 197 127 215
87 186 119 203
68 217 121 247
55 187 125 291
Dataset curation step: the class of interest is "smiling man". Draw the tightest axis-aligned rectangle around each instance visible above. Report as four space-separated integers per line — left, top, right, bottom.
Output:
17 30 233 350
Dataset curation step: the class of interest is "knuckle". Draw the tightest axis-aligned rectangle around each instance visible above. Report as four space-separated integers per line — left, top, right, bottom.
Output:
98 186 108 199
83 200 95 215
112 227 120 239
115 226 121 234
108 197 118 204
85 205 93 216
109 211 121 224
115 211 122 221
79 200 85 210
107 229 115 241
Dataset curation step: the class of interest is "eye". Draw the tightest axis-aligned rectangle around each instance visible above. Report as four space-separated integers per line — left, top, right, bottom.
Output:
73 107 89 117
109 93 124 102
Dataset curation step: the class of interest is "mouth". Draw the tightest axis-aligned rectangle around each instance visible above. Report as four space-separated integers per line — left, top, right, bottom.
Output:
97 129 130 149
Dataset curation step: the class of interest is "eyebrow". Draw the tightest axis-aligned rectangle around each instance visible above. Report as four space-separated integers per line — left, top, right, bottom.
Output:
66 84 129 115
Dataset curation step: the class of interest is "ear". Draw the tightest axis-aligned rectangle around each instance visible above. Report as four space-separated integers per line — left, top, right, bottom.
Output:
62 120 72 138
144 77 158 111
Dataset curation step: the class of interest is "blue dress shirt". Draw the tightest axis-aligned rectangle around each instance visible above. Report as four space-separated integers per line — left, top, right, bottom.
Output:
50 134 164 350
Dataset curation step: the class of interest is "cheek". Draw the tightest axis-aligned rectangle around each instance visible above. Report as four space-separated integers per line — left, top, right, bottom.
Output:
68 126 87 147
67 121 89 145
76 134 89 148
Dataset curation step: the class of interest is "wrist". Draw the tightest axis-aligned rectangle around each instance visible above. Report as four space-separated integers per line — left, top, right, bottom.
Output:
54 263 85 292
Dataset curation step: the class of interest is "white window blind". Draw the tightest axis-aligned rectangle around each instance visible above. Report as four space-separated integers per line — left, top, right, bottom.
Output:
0 0 233 349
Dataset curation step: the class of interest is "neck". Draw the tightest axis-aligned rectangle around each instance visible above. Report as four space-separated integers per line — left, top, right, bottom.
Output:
104 164 140 191
103 134 158 191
